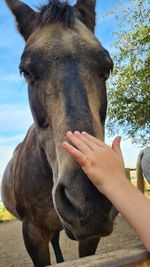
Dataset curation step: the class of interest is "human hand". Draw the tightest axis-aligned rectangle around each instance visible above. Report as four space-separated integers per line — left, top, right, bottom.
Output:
63 131 126 195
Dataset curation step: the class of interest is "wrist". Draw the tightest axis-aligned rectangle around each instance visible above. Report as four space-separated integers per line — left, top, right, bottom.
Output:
98 174 129 199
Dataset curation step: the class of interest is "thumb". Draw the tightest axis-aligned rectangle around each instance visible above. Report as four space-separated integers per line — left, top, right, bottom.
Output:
112 136 122 154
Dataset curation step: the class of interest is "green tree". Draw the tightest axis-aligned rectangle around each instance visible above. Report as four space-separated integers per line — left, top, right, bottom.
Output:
106 0 150 145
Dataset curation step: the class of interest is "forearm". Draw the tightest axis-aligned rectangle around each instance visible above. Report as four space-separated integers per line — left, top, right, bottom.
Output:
102 178 150 252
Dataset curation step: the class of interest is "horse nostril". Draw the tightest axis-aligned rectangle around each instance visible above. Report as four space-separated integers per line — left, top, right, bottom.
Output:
55 184 78 223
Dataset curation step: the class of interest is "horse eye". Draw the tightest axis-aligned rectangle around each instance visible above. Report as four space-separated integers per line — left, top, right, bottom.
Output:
19 67 34 83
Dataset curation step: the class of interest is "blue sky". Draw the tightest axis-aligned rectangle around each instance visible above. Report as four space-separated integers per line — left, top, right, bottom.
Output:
0 0 143 181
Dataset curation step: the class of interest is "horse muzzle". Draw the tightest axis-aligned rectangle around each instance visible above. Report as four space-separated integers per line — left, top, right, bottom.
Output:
53 173 116 240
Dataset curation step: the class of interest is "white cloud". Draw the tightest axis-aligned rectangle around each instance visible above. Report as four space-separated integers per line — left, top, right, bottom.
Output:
0 133 28 179
0 104 33 133
0 104 33 196
0 145 14 202
105 135 142 168
121 140 142 169
0 133 28 202
0 73 22 82
0 145 13 174
0 134 25 146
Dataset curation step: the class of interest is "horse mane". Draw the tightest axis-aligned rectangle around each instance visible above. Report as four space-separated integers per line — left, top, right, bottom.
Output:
36 0 76 27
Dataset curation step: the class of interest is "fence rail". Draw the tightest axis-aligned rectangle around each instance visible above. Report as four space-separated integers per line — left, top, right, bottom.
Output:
50 246 150 267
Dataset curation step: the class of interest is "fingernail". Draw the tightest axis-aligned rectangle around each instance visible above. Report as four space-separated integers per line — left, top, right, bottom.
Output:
63 142 70 147
74 131 80 135
118 136 121 141
82 131 87 135
67 131 73 136
117 136 121 144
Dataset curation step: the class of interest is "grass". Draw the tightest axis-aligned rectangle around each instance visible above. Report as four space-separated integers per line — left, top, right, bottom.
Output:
138 262 150 267
0 202 14 222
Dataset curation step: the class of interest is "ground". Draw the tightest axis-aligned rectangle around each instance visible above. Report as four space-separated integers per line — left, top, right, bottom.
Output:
0 215 142 267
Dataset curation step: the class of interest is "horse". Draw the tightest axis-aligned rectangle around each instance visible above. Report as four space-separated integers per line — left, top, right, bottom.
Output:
1 1 118 266
137 147 150 193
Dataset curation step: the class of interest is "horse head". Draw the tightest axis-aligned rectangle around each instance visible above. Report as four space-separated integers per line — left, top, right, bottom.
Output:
6 0 117 241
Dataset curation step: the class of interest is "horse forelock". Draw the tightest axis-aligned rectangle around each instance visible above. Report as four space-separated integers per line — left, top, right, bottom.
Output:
36 0 76 27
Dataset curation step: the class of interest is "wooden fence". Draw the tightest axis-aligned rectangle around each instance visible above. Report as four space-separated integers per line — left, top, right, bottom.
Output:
126 168 150 196
50 246 150 267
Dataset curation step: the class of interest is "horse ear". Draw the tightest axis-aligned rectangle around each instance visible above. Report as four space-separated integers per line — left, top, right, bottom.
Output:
75 0 96 32
5 0 37 40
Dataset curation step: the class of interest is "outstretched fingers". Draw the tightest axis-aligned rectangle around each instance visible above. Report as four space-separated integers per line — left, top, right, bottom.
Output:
74 131 99 151
63 142 88 168
66 131 92 155
81 132 106 148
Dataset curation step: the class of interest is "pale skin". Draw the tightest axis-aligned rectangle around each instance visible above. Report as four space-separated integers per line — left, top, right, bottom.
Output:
63 131 150 252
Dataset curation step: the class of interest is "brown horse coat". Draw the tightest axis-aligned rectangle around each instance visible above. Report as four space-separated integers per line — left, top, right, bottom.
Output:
1 1 118 266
